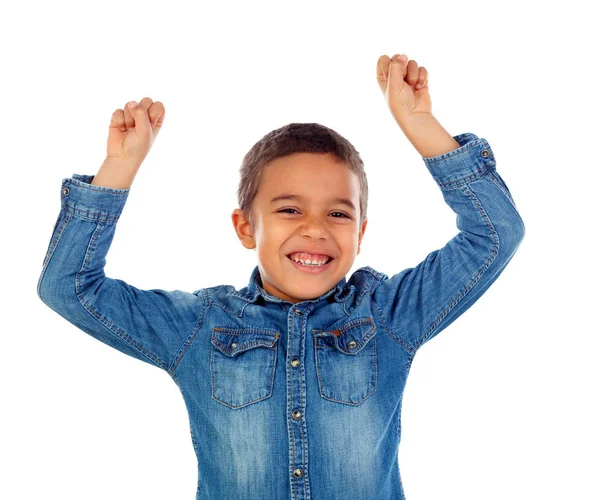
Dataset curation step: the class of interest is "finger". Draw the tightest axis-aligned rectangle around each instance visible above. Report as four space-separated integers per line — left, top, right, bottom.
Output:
405 60 419 86
148 101 165 129
124 101 135 130
111 109 127 132
388 55 409 93
139 97 153 113
415 67 429 90
127 101 151 136
391 54 409 78
376 55 392 94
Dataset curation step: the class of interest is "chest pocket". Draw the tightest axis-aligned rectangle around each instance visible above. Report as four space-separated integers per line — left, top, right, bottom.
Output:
210 327 280 409
313 317 377 406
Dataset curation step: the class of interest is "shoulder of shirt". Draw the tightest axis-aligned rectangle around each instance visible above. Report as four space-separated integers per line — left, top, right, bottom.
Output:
190 265 389 305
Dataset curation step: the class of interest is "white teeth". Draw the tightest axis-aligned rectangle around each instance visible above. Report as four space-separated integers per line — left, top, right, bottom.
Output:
289 253 329 266
290 255 328 266
298 261 325 267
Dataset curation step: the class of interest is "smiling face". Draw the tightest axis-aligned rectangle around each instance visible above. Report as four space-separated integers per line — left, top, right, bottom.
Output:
232 152 368 304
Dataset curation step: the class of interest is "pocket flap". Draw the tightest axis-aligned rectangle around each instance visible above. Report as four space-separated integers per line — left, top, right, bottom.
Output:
314 318 376 354
211 327 280 357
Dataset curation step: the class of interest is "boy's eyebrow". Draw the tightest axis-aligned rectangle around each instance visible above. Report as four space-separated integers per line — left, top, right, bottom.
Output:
270 194 357 212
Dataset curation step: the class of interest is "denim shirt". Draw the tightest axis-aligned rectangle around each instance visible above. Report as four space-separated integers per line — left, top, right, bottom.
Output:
37 132 525 500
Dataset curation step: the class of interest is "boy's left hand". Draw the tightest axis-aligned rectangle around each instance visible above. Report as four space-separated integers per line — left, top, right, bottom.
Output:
376 54 431 125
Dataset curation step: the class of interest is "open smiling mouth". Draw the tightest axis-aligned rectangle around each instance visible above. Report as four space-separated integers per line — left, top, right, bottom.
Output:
286 254 334 272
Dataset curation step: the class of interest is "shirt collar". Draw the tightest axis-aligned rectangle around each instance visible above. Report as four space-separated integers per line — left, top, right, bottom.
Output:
241 265 351 305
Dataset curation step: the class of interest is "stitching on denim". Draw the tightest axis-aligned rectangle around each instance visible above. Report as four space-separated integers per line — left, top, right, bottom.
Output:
415 183 500 349
169 292 209 375
370 298 416 354
37 211 73 301
488 171 517 211
312 316 374 336
355 272 374 305
313 327 377 406
423 137 485 164
64 203 122 223
435 164 490 190
212 337 279 355
287 310 297 500
360 266 386 280
211 327 280 356
313 324 376 355
406 349 417 372
299 310 310 496
399 350 416 441
210 338 277 409
397 392 404 441
75 223 168 370
207 292 245 317
213 327 281 335
66 178 129 195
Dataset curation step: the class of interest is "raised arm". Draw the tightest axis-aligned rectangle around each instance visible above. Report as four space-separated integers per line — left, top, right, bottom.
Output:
371 131 524 349
370 54 525 350
37 99 206 374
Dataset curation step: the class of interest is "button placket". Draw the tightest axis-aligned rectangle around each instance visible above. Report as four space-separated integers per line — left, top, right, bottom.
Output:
289 305 309 490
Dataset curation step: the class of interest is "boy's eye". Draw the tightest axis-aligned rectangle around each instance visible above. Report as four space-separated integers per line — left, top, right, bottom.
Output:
277 208 350 219
330 211 350 218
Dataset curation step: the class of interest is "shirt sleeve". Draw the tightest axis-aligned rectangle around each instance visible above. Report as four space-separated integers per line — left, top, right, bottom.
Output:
37 174 206 374
371 133 525 351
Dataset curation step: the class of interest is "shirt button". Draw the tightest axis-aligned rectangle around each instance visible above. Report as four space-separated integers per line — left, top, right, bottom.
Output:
62 187 70 196
292 410 302 420
295 309 302 315
348 340 357 348
291 358 300 367
293 468 304 478
231 342 237 348
481 150 490 157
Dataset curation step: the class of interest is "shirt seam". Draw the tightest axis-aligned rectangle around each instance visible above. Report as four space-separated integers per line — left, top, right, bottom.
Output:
37 210 71 302
64 202 122 224
370 297 416 355
75 222 168 370
434 162 490 191
414 181 500 349
168 288 209 376
66 176 130 195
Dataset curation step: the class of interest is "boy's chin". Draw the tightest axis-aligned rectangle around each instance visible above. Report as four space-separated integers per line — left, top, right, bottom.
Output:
280 275 339 301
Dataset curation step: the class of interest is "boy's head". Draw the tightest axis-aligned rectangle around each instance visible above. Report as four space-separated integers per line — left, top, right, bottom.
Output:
232 123 369 304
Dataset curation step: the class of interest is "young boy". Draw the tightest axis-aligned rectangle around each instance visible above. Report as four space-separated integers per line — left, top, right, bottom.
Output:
37 53 525 499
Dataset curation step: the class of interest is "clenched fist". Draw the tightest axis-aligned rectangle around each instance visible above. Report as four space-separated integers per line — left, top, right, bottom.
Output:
107 97 165 168
376 54 431 125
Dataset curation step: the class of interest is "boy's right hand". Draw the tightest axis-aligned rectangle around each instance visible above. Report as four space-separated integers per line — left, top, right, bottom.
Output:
107 97 165 168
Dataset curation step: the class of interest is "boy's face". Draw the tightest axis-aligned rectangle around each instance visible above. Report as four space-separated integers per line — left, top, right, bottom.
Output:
232 152 368 304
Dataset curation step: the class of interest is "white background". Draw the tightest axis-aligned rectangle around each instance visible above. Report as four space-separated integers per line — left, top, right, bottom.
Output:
2 1 598 499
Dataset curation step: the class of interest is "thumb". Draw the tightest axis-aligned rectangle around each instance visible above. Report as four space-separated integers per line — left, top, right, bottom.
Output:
128 101 151 137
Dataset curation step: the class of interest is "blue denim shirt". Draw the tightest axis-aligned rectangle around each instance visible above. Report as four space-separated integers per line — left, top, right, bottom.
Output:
37 132 525 500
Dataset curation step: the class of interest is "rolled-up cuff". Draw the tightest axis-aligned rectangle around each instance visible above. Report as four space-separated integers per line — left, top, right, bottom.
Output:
423 133 497 190
60 173 130 222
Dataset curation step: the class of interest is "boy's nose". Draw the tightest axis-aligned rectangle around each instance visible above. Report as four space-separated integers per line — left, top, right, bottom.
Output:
299 218 328 238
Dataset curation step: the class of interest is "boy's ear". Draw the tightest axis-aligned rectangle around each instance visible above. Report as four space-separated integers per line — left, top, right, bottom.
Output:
357 218 368 255
231 209 256 250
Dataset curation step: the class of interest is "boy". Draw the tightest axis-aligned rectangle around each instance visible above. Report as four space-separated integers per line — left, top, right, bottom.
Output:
37 53 525 499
